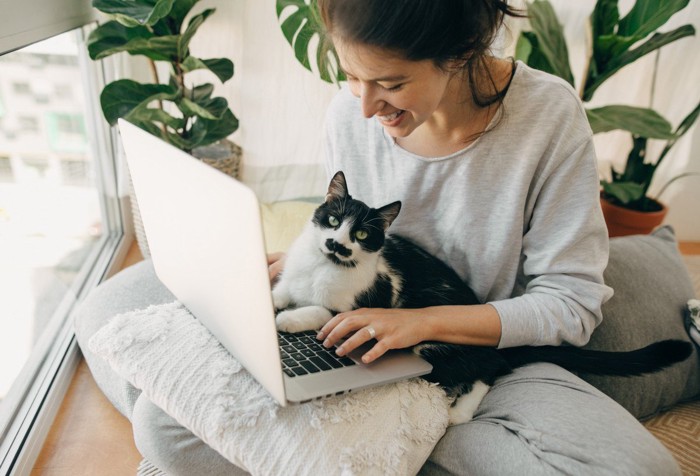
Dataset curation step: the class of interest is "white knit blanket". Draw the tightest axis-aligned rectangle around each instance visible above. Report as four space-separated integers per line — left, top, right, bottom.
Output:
89 302 450 476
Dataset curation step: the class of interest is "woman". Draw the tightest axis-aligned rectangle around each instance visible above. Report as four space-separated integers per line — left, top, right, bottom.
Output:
134 1 680 474
269 0 680 474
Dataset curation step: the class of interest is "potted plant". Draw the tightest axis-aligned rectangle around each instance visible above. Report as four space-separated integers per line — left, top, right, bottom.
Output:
87 0 241 254
516 0 699 236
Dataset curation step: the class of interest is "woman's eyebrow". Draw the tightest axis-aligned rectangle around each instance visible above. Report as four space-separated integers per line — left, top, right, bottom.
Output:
341 70 408 82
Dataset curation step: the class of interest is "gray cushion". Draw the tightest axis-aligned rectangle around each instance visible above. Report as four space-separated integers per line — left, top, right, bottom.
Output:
582 226 700 420
73 260 173 419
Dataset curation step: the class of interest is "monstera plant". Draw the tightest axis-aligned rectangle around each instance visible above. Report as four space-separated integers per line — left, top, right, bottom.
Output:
517 0 699 234
276 0 344 84
87 0 239 154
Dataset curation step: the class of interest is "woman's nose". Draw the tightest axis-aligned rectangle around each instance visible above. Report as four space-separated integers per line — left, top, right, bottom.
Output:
359 84 383 118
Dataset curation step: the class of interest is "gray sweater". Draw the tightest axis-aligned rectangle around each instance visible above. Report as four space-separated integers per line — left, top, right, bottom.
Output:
323 61 613 349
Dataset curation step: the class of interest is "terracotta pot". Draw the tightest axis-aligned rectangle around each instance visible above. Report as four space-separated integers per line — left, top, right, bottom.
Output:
600 196 668 237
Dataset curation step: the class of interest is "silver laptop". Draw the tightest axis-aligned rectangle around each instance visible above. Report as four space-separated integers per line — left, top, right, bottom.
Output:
118 119 432 405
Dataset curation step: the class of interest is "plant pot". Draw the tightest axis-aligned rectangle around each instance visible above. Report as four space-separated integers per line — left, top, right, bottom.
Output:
131 139 243 257
600 196 668 237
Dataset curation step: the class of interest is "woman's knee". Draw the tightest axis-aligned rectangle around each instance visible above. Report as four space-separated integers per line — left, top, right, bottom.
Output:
131 395 247 476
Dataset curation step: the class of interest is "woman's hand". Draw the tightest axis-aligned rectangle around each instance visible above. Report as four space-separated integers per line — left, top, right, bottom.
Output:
317 308 433 364
267 252 286 284
317 304 502 364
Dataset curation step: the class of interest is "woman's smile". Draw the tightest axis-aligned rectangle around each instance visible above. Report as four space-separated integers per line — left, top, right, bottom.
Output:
377 109 406 126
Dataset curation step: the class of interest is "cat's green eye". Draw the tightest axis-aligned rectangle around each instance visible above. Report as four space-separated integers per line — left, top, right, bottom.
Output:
328 215 340 227
355 230 368 240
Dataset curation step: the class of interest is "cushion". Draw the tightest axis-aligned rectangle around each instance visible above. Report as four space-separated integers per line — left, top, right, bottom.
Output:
88 301 451 476
688 299 700 347
581 226 700 420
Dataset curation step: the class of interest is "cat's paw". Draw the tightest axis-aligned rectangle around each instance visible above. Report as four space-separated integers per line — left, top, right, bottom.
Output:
447 381 490 426
276 307 332 333
271 288 290 312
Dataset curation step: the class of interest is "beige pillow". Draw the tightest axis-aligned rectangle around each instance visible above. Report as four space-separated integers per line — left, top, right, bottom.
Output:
260 201 317 253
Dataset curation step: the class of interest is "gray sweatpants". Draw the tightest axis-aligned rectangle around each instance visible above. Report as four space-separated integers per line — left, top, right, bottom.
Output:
131 362 680 476
76 261 680 476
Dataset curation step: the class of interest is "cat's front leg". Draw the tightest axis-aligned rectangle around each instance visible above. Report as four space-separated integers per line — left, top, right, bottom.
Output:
276 306 333 333
271 285 291 312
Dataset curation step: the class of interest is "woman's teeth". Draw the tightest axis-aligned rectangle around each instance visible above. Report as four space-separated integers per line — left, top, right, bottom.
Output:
379 110 404 122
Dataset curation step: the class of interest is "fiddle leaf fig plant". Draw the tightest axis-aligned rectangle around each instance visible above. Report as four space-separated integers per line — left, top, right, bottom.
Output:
276 0 345 84
517 0 699 212
87 0 238 153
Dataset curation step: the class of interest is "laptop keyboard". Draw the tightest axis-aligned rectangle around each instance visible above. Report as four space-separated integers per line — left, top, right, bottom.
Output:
278 330 356 378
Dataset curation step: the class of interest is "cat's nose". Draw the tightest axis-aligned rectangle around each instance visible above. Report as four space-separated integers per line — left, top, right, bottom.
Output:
325 238 338 252
326 239 351 257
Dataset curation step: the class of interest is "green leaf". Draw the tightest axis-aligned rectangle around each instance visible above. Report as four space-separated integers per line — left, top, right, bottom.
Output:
620 136 654 187
655 101 700 167
190 109 239 147
586 105 675 138
87 21 153 59
584 24 695 101
99 79 177 125
600 181 645 204
93 0 176 27
179 8 215 60
166 0 200 34
527 0 575 86
514 32 533 63
178 96 228 120
517 31 556 75
126 106 185 130
618 0 689 38
181 57 234 83
191 84 214 102
590 0 619 39
87 20 180 61
276 0 343 84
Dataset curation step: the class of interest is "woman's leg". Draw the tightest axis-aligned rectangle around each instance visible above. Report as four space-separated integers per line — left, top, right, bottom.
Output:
421 363 680 476
132 395 249 476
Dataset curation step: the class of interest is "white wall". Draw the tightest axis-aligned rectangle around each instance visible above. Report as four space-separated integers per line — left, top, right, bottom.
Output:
188 0 338 202
137 0 700 238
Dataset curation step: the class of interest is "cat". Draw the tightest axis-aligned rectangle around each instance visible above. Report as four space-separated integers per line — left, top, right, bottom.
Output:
272 171 692 425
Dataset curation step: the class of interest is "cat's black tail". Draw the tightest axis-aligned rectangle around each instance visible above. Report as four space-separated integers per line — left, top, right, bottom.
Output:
498 340 693 377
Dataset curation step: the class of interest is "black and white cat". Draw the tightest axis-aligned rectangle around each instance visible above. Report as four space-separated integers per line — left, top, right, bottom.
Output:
272 171 691 424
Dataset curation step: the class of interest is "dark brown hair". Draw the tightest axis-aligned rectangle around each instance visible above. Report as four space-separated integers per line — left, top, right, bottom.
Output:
317 0 524 107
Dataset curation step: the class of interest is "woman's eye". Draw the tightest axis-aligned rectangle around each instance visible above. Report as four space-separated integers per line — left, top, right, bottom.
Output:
383 83 404 92
328 216 339 227
355 230 368 240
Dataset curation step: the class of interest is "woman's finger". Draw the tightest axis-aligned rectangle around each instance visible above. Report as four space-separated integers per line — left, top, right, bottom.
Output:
318 309 364 346
335 324 377 357
267 252 286 282
266 252 284 265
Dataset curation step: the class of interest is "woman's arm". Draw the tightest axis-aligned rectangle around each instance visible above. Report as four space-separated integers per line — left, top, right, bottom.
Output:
318 304 502 364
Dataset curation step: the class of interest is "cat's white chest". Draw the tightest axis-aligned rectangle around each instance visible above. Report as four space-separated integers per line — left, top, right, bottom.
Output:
277 226 377 312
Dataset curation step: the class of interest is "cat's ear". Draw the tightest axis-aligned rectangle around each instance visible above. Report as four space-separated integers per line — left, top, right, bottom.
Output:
325 171 349 203
376 201 401 230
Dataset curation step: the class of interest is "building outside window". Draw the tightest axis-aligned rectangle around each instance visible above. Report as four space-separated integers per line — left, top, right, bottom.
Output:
0 4 128 471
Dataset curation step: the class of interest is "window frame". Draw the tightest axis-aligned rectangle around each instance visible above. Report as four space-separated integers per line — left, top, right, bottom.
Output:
0 14 133 475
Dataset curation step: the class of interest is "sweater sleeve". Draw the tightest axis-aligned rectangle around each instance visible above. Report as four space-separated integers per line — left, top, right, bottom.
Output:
490 137 614 348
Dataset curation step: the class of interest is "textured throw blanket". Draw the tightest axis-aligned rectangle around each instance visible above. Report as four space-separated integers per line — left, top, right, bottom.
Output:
89 302 450 476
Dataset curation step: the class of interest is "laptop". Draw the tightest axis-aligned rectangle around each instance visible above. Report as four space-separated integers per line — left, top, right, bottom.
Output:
118 119 432 405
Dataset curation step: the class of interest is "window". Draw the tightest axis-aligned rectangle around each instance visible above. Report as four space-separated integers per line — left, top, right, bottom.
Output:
0 12 128 473
12 82 31 95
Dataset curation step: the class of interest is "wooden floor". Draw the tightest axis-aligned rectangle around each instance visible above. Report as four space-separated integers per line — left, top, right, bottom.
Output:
31 241 144 476
29 239 700 475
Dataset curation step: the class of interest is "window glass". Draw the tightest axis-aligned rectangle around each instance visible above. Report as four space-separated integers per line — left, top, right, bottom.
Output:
0 30 103 409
